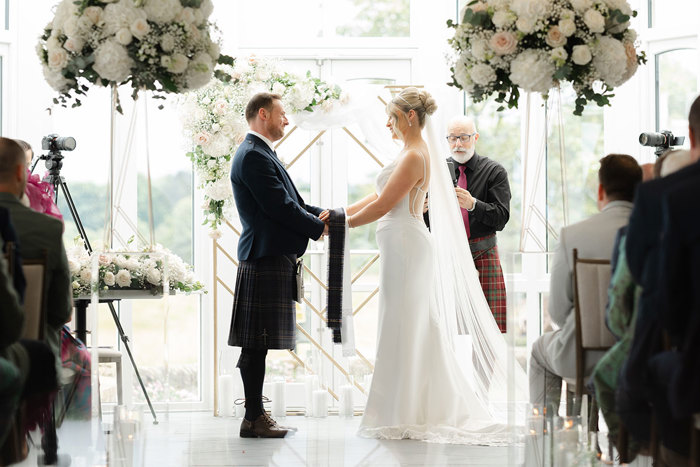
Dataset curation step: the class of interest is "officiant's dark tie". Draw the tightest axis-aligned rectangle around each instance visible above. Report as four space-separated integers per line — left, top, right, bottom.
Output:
458 166 471 238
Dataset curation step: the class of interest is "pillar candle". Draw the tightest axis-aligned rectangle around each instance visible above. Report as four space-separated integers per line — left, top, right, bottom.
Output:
218 375 234 417
305 374 319 416
339 385 353 417
271 380 286 418
312 389 328 418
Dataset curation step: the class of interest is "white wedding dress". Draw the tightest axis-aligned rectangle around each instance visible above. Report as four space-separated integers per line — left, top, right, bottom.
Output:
357 142 522 445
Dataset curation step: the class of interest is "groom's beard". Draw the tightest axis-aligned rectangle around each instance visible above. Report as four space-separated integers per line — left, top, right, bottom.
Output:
450 147 474 164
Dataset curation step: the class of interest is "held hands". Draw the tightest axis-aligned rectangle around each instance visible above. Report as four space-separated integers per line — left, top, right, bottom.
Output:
455 187 476 211
319 210 330 236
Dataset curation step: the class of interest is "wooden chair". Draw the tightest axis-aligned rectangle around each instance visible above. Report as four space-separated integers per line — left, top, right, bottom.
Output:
569 248 614 432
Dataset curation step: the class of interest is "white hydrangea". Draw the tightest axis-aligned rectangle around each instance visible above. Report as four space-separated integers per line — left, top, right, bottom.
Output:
52 0 79 31
205 177 233 202
509 49 555 94
487 0 510 8
470 64 497 86
592 36 628 87
604 0 633 33
103 0 145 36
143 0 182 24
42 65 75 92
511 0 551 23
185 52 214 90
93 39 133 82
492 10 516 28
199 0 214 19
146 267 161 286
570 0 593 11
471 38 489 61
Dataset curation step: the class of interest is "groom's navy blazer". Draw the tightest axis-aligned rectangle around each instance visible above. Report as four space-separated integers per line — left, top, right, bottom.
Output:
230 133 325 261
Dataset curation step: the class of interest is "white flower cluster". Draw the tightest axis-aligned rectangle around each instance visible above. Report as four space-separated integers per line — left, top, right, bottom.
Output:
181 56 347 231
449 0 644 115
38 0 220 106
67 243 204 297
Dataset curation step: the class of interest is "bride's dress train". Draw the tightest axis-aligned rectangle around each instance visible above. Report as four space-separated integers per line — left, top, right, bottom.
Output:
357 155 515 445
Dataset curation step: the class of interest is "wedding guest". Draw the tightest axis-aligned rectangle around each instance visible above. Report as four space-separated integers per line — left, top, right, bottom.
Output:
14 139 63 223
424 116 511 332
0 253 23 446
0 137 72 374
618 95 700 449
529 154 642 411
0 206 26 302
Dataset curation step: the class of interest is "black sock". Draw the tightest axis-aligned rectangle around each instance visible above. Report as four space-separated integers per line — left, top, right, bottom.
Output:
238 348 267 421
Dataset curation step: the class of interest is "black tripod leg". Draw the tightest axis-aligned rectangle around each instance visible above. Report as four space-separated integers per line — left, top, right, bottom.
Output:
59 181 92 252
108 302 159 424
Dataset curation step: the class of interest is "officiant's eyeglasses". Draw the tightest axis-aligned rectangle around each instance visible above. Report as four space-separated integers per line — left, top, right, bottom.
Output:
446 133 476 143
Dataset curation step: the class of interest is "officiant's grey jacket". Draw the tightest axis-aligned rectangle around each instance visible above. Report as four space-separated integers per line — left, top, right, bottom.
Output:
230 134 325 261
546 200 633 374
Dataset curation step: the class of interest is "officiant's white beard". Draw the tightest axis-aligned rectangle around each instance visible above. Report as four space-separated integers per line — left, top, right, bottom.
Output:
450 147 474 164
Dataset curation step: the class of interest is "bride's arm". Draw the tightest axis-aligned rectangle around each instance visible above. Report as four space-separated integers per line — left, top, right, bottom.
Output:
348 151 424 228
346 193 378 216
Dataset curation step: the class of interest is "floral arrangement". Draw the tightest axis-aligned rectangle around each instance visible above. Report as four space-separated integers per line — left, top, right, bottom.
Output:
38 0 227 110
180 56 347 234
448 0 646 115
67 242 205 297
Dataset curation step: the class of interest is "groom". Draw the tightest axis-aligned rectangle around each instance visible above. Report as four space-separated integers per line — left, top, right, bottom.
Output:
228 93 327 438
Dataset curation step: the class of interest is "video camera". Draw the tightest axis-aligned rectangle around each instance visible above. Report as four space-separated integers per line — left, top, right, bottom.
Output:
39 134 76 185
639 130 685 157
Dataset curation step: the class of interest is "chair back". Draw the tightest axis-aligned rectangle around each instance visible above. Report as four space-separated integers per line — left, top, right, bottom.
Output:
572 248 614 399
20 253 48 341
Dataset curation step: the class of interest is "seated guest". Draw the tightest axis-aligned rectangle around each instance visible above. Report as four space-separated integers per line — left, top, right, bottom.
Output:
0 205 25 302
0 253 23 446
0 137 72 374
15 139 63 223
591 150 690 458
618 95 700 450
529 154 642 412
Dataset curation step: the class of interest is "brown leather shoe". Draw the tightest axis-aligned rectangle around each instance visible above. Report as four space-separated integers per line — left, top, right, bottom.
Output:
239 415 288 438
264 412 297 432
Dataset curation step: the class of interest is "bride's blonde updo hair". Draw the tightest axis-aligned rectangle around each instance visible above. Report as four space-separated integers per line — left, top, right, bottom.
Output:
389 87 438 129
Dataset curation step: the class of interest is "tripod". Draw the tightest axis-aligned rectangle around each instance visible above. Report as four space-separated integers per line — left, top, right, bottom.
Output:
33 152 159 424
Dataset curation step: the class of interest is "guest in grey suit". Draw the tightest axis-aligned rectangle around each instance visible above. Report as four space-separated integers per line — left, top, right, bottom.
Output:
0 137 72 373
529 154 642 410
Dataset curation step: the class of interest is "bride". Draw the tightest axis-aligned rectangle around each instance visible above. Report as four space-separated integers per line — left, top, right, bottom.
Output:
322 87 526 444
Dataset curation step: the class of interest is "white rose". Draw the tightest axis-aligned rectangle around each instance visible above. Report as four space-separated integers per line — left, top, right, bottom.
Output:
68 259 81 275
93 39 133 82
471 38 489 61
492 10 516 28
570 0 593 11
545 26 567 48
125 259 140 271
593 36 628 86
143 0 182 23
209 229 222 240
211 123 221 133
515 16 536 34
115 269 132 288
583 9 605 33
195 131 211 146
176 7 196 24
571 44 593 65
170 54 189 74
103 271 116 286
130 18 150 40
560 9 576 20
489 31 518 56
160 34 175 52
509 49 555 94
83 6 104 26
103 1 146 36
213 99 228 115
619 41 639 85
271 82 286 96
470 64 497 86
63 17 79 37
79 268 92 284
47 47 69 70
42 65 75 92
146 268 161 286
72 281 81 290
559 19 576 37
551 46 568 64
115 28 133 45
64 37 85 53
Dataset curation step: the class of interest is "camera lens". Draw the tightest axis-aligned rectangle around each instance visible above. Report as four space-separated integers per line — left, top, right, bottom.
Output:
55 137 76 151
639 132 667 147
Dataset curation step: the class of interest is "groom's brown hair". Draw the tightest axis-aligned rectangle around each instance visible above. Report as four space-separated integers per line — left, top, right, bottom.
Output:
245 93 282 122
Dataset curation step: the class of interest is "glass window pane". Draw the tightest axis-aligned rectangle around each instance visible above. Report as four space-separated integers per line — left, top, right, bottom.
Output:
656 48 699 148
335 0 410 37
650 0 700 29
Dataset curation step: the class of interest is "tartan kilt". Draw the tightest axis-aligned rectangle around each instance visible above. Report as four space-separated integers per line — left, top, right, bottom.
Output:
471 239 507 333
228 256 297 350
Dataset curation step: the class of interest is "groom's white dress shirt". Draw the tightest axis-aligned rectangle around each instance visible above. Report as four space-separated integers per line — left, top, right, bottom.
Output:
248 130 276 153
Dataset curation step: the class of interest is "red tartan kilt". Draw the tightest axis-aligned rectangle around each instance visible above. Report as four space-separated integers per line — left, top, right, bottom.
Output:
471 239 507 333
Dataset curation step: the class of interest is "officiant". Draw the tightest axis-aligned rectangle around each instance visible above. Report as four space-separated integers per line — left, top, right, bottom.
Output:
424 116 511 332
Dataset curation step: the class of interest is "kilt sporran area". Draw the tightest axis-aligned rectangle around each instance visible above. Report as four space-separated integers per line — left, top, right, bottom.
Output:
228 255 297 350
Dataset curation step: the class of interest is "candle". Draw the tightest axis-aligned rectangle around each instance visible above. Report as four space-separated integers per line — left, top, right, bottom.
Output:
271 380 286 418
524 429 543 467
305 374 319 416
312 389 328 418
218 375 234 417
553 417 581 466
338 385 354 417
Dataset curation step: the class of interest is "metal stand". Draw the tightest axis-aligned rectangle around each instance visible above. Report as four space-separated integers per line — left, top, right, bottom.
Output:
38 158 159 424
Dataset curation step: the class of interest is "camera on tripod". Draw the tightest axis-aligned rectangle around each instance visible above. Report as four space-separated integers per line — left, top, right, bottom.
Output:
639 130 685 157
38 134 76 184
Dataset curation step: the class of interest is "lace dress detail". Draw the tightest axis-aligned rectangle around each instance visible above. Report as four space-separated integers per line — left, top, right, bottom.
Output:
358 152 511 445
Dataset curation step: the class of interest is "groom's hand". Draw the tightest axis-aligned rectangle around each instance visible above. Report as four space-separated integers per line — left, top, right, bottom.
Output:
319 210 330 224
322 224 329 236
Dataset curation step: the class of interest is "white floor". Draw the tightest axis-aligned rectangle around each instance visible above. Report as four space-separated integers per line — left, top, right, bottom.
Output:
14 413 521 466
